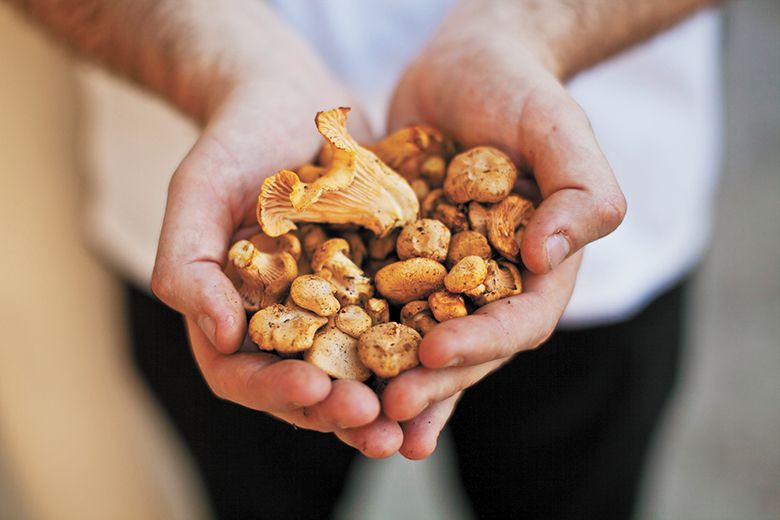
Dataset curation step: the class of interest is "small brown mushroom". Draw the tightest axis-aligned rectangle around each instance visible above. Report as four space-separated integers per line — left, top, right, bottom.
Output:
447 230 492 268
374 258 447 305
228 239 298 311
467 201 490 236
249 232 302 262
396 219 451 263
304 326 371 381
370 125 456 183
312 238 374 306
364 255 399 278
463 283 487 300
444 146 518 204
248 304 328 353
472 260 523 307
428 291 468 322
335 305 373 338
487 194 535 264
342 230 367 267
290 274 341 317
364 298 390 325
445 256 489 293
357 322 421 379
410 178 431 202
420 155 447 188
298 224 329 260
421 189 469 233
400 300 438 336
368 229 400 260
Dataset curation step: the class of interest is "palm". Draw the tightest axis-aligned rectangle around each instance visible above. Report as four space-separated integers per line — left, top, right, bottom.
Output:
377 35 623 457
151 80 408 456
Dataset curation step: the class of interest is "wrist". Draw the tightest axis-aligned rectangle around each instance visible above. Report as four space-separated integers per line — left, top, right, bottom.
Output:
148 1 345 125
438 0 568 79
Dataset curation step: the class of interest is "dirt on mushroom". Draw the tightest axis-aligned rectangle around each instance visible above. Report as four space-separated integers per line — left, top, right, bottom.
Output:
226 106 535 385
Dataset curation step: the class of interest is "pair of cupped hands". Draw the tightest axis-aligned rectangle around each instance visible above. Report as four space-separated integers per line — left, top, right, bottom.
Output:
151 14 626 460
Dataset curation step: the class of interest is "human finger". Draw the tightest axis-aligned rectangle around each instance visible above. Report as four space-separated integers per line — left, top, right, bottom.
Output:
335 415 404 459
187 317 332 412
399 393 461 460
296 379 381 430
515 89 626 273
383 360 502 423
151 143 248 354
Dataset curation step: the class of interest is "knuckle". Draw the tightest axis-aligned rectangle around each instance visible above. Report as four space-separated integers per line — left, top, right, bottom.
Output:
207 379 229 401
597 190 628 231
149 266 174 302
207 368 239 403
536 323 557 349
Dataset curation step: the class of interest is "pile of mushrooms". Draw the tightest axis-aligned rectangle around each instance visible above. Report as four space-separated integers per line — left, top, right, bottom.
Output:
227 107 534 383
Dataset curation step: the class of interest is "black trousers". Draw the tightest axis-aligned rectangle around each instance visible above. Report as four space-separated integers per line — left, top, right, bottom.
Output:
127 281 686 520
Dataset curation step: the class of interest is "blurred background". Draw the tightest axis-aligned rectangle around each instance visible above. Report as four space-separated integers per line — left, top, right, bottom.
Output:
1 1 778 519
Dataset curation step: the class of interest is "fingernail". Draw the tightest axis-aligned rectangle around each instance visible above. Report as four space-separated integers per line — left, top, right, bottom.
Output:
545 233 571 270
197 315 217 345
443 357 463 368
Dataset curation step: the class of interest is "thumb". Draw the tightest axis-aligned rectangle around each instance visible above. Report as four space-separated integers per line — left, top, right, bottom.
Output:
517 91 627 273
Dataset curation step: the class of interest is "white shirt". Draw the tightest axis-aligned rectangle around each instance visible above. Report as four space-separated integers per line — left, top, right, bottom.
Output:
79 2 721 327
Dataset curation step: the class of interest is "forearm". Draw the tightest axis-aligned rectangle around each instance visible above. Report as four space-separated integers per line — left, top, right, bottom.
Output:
444 0 718 79
7 0 332 123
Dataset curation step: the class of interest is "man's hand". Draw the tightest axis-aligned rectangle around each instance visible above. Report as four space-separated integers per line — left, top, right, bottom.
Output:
390 14 627 276
385 0 714 458
9 0 407 456
384 0 639 458
149 75 412 456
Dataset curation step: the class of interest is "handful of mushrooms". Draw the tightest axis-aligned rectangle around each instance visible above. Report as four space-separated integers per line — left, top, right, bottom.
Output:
227 107 534 383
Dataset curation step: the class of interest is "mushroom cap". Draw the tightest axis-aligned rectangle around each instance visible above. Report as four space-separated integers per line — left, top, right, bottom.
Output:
410 178 431 202
445 255 489 293
258 107 418 238
228 239 298 310
249 232 302 262
370 125 456 182
311 238 374 306
290 274 341 317
472 260 523 307
374 258 447 305
400 300 438 336
447 231 492 268
335 305 373 338
467 201 490 236
248 304 328 353
364 255 398 278
487 194 535 264
304 326 371 381
368 229 400 260
357 322 421 379
364 298 390 325
444 146 518 204
421 189 469 233
420 155 447 188
396 219 451 263
428 291 468 322
311 238 350 272
298 224 329 260
342 230 367 267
